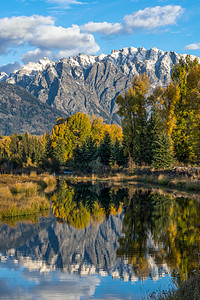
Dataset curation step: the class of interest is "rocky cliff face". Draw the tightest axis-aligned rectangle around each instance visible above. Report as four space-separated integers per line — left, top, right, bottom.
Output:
5 47 195 124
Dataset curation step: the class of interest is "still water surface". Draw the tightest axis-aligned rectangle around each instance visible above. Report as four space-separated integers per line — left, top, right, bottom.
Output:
0 182 200 299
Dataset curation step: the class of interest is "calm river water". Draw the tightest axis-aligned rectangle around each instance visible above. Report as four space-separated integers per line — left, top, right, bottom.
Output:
0 181 200 299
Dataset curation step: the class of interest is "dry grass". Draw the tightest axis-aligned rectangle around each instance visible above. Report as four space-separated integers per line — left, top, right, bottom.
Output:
10 182 38 196
0 174 54 220
43 175 57 187
29 171 37 177
0 186 13 198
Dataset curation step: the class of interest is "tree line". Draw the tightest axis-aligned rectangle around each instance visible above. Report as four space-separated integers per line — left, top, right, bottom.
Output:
0 55 199 172
116 55 200 168
0 113 125 173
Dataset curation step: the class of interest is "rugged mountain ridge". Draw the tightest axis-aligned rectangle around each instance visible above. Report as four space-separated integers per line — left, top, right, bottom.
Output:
0 82 67 135
5 46 197 124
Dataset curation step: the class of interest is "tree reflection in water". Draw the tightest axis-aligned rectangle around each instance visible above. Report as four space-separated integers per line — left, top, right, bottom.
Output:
117 187 200 285
52 181 125 229
52 181 200 285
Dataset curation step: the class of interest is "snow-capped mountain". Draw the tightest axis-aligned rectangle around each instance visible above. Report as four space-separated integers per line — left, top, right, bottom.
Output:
4 46 199 124
0 72 8 81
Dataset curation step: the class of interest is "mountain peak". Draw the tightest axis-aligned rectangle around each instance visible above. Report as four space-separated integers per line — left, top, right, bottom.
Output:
0 72 8 81
3 46 200 126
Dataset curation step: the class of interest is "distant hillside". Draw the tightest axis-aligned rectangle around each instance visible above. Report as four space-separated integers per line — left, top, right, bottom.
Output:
0 82 67 135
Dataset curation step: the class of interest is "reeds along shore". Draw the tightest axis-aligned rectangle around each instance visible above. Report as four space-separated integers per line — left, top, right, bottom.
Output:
0 173 57 221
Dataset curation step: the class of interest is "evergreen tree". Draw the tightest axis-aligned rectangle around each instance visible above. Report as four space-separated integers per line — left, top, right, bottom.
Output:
53 137 65 164
34 139 45 164
21 132 29 160
134 111 148 164
44 131 53 159
110 138 126 167
152 132 174 170
99 133 112 166
73 142 90 172
146 109 161 165
86 136 98 162
9 133 20 156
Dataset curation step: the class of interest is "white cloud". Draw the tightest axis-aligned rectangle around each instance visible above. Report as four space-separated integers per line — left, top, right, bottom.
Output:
82 5 184 36
0 61 22 75
21 48 52 64
0 15 54 54
47 0 84 4
124 5 184 30
0 15 100 63
0 267 101 300
46 0 86 9
184 43 200 50
32 24 99 53
47 0 83 3
81 22 123 35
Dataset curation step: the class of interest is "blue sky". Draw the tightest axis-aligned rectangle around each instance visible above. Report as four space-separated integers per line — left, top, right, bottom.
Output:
0 0 200 73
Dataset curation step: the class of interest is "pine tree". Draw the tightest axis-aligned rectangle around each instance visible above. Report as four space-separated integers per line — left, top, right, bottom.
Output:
53 137 65 164
86 136 98 162
73 143 90 172
44 131 53 159
34 139 45 164
146 109 161 165
134 111 148 165
110 138 126 167
9 133 20 156
152 132 174 170
99 133 112 166
21 132 29 160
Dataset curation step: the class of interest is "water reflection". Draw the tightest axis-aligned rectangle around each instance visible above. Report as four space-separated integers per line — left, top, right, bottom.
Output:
52 182 125 228
117 187 200 285
0 182 199 298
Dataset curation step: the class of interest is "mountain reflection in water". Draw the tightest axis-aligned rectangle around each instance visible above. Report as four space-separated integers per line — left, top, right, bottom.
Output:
0 182 199 299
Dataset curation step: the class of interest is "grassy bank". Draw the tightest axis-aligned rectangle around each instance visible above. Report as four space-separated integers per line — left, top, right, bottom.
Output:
62 166 200 192
135 169 200 191
0 173 57 222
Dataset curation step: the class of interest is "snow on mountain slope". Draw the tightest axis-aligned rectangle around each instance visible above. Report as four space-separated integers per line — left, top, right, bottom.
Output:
4 46 200 124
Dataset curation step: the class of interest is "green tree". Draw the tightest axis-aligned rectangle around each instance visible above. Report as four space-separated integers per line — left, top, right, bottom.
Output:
9 133 20 156
110 138 126 167
146 108 161 165
99 132 112 166
152 132 174 169
67 112 91 146
171 56 200 163
44 131 53 159
116 73 150 163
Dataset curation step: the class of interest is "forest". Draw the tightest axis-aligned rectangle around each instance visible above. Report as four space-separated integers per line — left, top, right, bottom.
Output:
0 55 199 173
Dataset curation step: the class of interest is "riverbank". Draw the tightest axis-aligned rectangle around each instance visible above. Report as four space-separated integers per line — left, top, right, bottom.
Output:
0 173 57 222
0 166 199 222
62 166 200 192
